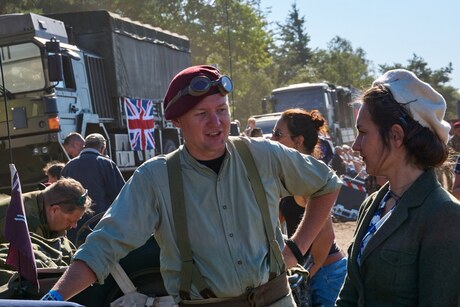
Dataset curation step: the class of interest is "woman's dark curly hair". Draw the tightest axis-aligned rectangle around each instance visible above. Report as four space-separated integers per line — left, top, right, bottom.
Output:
280 108 327 156
362 84 448 169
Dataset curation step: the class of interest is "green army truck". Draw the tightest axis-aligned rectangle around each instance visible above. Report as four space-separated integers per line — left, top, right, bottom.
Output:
262 82 361 145
0 10 191 194
0 10 191 306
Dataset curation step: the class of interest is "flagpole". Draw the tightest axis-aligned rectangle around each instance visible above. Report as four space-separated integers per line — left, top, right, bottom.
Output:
224 0 235 120
0 49 13 164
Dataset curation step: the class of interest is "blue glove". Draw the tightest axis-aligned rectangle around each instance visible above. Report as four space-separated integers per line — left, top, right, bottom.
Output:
41 289 64 301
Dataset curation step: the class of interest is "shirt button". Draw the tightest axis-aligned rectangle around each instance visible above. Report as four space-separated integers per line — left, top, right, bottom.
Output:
223 205 227 209
229 233 233 237
237 260 242 265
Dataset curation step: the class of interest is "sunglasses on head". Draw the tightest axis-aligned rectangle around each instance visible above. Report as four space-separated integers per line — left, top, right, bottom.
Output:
50 189 88 207
77 189 88 207
272 130 282 140
166 75 233 111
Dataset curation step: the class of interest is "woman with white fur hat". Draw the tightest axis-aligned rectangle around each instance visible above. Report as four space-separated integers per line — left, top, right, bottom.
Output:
336 69 460 306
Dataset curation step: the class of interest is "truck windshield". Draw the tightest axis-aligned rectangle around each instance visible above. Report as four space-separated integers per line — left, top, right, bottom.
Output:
272 87 327 115
0 43 45 94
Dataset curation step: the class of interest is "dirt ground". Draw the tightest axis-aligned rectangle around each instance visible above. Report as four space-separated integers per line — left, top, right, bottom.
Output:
333 220 357 251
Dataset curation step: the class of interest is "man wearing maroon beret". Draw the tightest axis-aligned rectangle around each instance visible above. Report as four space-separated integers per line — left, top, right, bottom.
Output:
44 65 341 306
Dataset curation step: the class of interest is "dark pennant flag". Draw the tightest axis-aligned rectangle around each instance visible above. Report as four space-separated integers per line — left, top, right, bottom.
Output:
4 164 39 286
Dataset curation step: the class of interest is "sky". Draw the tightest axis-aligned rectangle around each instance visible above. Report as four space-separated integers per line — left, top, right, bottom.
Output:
260 0 460 88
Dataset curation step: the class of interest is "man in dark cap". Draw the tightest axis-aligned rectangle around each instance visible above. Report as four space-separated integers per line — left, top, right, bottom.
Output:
61 133 125 244
44 65 340 306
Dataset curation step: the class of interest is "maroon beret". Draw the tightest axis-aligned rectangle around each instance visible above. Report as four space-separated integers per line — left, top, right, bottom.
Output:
164 65 223 120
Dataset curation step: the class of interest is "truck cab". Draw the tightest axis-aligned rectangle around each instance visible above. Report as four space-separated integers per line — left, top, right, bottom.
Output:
264 82 359 145
0 13 84 192
0 11 193 305
0 11 191 193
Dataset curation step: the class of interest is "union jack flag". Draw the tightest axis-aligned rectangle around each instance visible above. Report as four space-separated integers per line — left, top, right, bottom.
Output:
124 97 156 151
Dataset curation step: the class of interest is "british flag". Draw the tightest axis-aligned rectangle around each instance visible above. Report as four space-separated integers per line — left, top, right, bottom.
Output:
124 97 156 151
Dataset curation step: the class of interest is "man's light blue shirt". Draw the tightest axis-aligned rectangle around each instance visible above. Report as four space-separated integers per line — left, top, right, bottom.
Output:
74 137 341 301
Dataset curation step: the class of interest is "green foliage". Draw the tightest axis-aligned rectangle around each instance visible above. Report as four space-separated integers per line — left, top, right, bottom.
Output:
272 2 312 86
0 0 42 14
308 36 374 91
268 8 374 97
379 54 460 120
1 0 458 123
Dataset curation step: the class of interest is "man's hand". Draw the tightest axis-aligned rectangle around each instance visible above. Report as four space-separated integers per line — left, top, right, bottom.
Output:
51 260 97 301
282 245 298 269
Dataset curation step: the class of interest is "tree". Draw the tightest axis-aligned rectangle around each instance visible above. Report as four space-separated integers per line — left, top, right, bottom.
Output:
146 0 274 121
308 36 374 90
272 2 312 86
379 54 460 120
105 0 275 122
0 0 42 14
0 0 274 123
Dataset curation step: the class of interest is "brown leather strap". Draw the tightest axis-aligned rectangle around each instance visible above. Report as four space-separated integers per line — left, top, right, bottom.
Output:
322 249 346 267
179 272 290 307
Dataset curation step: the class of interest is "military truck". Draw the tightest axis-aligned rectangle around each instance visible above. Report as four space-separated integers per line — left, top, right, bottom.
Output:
0 10 191 305
0 10 191 194
262 82 360 145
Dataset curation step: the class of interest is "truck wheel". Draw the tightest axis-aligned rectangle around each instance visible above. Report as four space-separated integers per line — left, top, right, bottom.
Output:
163 138 177 154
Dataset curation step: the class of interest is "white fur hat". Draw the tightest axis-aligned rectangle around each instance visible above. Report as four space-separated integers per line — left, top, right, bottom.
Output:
372 69 451 144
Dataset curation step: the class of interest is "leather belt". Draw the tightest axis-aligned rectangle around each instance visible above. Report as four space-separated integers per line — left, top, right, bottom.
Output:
179 272 290 307
322 250 346 267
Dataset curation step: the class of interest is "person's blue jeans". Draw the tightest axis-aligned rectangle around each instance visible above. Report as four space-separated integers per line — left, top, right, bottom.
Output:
310 257 347 307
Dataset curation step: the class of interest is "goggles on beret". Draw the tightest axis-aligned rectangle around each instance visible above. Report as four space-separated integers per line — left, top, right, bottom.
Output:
166 75 233 112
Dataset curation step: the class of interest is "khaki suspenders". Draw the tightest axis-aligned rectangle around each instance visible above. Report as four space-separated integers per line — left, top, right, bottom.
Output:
165 137 285 300
166 150 216 300
230 138 285 278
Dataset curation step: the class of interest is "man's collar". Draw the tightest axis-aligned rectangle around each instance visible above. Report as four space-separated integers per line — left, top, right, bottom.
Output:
80 148 100 155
